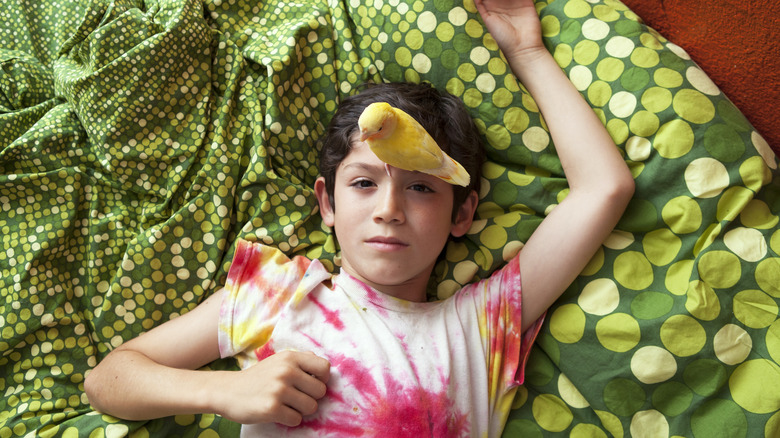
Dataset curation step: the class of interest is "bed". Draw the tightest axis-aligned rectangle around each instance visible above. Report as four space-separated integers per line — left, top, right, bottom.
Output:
2 0 778 436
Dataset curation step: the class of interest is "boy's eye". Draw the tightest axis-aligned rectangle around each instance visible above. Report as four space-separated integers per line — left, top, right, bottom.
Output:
351 179 375 188
410 183 433 193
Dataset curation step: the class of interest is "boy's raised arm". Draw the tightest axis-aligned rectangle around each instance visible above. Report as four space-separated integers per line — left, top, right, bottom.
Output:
475 0 635 331
84 289 331 426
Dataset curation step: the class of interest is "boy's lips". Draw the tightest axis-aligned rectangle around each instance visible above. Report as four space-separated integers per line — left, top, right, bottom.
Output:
365 236 409 251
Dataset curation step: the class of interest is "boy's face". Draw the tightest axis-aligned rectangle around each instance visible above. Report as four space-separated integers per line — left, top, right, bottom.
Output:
315 140 476 302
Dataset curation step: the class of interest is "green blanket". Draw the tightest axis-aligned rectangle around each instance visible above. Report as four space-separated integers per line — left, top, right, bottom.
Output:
2 0 779 436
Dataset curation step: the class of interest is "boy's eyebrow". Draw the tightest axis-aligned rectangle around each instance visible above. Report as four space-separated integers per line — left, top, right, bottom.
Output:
340 162 382 172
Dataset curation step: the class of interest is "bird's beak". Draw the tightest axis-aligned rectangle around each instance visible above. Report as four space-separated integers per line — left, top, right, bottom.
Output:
359 130 370 142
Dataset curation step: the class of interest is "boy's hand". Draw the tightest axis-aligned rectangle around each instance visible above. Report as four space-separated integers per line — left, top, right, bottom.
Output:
215 351 331 426
475 0 545 62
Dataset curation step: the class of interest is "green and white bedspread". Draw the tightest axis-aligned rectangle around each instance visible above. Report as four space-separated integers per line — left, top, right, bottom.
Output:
2 0 779 436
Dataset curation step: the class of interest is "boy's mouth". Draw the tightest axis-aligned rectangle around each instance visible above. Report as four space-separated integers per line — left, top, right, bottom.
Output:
365 236 408 251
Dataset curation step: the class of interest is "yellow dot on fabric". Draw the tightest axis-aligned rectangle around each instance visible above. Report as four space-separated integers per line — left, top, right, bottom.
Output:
579 278 620 316
453 260 479 285
614 251 653 290
582 247 605 275
698 250 741 289
479 224 507 250
106 424 130 438
653 68 683 88
724 228 767 262
448 6 468 25
588 80 612 107
486 124 510 150
533 394 574 432
654 119 694 159
522 126 550 152
686 66 720 96
734 289 778 329
550 304 586 343
405 29 424 50
416 11 436 32
475 72 496 93
609 91 637 118
642 228 682 266
684 158 729 198
554 44 573 68
773 230 780 255
504 107 529 134
693 223 722 256
629 111 659 138
563 0 592 18
630 410 670 438
606 36 635 58
541 15 561 37
717 187 754 222
394 47 412 66
661 314 706 357
596 313 641 353
595 410 625 438
558 373 590 409
596 58 636 82
630 47 660 68
412 53 431 73
457 63 476 82
570 65 593 91
435 21 454 41
492 88 513 107
685 280 721 321
626 136 652 161
604 230 635 250
641 87 673 113
573 40 600 65
570 424 608 438
756 258 780 298
488 58 506 75
673 89 715 124
470 46 490 66
662 197 702 235
582 18 610 40
767 412 780 438
729 359 780 413
741 199 779 230
752 131 778 170
631 346 678 384
740 156 772 193
768 320 780 364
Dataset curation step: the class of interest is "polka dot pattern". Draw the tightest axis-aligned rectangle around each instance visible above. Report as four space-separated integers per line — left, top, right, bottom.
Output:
2 0 779 437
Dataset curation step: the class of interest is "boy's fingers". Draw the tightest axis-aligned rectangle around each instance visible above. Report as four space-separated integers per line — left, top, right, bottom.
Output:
297 352 331 383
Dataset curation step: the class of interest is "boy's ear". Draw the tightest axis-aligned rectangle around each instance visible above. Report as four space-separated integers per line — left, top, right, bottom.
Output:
314 177 335 227
451 190 478 237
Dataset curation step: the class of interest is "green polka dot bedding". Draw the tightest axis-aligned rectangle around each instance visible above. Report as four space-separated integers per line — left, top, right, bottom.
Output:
1 0 778 436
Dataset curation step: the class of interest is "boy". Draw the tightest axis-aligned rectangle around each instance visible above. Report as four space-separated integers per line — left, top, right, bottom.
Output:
84 0 635 436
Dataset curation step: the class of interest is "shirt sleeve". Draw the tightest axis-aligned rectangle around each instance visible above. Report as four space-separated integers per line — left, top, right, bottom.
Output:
456 255 544 395
217 239 332 362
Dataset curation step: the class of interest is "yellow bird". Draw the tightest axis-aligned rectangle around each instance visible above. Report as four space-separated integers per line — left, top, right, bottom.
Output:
357 102 470 187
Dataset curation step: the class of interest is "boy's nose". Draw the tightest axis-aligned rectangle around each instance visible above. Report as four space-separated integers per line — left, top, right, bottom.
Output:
373 185 405 224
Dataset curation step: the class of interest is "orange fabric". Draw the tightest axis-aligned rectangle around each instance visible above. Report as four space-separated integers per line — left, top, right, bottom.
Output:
622 0 780 153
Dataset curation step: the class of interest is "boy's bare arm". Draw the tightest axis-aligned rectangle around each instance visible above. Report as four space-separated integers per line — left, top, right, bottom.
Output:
476 0 635 331
84 289 331 426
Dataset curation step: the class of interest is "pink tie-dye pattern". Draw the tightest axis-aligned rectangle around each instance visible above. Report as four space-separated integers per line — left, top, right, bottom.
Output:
220 240 541 437
297 353 470 437
307 295 345 331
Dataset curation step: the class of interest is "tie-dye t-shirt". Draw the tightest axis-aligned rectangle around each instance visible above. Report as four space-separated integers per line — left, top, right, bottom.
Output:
218 239 542 437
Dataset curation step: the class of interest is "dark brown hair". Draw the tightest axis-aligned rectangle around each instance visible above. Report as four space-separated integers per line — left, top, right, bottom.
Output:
319 82 484 220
